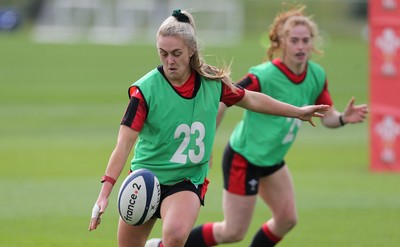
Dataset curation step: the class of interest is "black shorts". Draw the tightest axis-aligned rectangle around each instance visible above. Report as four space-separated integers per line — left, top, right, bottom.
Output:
152 179 209 219
223 143 285 196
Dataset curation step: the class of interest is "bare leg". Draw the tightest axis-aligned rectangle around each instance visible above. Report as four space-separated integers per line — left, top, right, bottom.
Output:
258 165 297 237
160 191 202 247
118 217 157 247
212 190 257 243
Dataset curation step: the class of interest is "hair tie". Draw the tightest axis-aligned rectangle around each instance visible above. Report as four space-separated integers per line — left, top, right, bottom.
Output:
172 9 190 23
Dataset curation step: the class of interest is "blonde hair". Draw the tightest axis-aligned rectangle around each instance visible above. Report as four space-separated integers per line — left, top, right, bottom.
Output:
266 4 323 61
157 10 235 90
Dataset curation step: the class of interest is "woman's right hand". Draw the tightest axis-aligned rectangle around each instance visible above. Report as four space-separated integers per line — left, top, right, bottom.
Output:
298 104 330 127
88 198 108 231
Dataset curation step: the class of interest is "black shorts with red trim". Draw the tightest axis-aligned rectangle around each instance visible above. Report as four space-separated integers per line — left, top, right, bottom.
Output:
223 143 285 196
152 178 209 219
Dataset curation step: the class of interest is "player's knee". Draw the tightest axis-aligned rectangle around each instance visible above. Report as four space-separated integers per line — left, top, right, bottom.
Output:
162 234 186 247
162 228 188 247
225 232 246 243
281 214 298 231
290 213 298 228
221 225 247 243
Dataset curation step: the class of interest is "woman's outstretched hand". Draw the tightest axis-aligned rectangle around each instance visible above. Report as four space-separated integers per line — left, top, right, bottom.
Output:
342 97 368 124
298 104 330 127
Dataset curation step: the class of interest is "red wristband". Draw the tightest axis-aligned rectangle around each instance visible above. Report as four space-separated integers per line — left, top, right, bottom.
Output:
101 175 116 186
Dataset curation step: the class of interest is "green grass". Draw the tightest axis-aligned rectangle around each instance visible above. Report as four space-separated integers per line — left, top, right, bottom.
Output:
1 21 400 247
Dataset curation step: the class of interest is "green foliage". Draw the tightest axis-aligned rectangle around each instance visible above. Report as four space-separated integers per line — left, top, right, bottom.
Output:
1 17 399 247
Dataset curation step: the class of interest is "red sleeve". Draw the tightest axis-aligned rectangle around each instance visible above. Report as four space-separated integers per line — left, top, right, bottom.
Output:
221 83 245 106
315 80 333 106
220 73 261 106
236 73 261 92
121 86 147 131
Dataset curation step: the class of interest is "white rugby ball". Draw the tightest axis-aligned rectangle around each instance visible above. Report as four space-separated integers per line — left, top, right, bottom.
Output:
117 168 160 226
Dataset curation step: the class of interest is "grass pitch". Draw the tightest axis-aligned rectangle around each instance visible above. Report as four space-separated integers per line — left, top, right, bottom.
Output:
0 26 399 247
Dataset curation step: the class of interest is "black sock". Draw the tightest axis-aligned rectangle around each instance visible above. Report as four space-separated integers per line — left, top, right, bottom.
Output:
185 223 217 247
185 225 207 247
250 224 281 247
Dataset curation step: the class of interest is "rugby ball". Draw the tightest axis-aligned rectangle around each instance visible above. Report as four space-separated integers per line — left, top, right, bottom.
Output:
117 169 160 226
